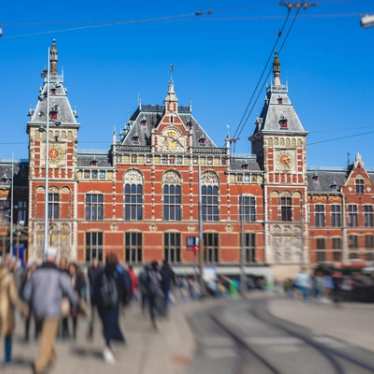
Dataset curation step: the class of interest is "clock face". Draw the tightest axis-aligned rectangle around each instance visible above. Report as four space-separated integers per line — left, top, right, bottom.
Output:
159 128 185 152
275 149 296 172
49 147 60 161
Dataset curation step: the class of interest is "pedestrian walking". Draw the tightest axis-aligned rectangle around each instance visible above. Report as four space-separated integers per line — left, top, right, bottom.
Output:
145 261 163 329
138 265 149 314
92 254 128 364
68 262 87 339
87 258 103 339
128 265 138 301
160 260 176 316
0 262 28 364
23 247 79 374
20 262 39 342
58 257 71 339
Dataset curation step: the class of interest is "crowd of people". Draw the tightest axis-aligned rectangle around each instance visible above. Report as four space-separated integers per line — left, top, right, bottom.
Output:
0 248 183 373
283 267 374 304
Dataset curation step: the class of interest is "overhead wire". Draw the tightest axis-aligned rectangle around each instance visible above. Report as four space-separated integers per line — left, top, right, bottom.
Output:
233 8 292 142
2 11 209 40
234 7 303 144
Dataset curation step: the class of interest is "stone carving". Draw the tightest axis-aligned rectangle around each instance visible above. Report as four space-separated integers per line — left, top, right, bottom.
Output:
163 171 181 185
124 169 143 184
201 171 219 186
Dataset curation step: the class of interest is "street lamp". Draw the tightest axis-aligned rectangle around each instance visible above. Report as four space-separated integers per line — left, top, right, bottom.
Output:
361 14 374 28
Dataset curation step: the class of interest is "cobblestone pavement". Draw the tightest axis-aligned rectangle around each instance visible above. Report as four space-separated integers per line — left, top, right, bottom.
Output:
2 300 199 374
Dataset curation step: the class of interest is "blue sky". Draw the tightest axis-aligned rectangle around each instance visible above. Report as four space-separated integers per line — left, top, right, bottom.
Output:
0 0 373 168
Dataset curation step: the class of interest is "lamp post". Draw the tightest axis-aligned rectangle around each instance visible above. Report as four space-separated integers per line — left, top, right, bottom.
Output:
43 48 51 256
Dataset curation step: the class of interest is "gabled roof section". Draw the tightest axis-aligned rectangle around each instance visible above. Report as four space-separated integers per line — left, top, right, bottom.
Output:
77 151 112 168
230 155 261 172
307 169 347 193
253 53 306 136
27 40 79 130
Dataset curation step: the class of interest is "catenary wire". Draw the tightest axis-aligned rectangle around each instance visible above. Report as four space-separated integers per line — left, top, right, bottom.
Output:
234 7 303 143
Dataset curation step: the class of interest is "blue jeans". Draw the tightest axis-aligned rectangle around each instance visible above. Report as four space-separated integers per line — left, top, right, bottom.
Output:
4 335 12 363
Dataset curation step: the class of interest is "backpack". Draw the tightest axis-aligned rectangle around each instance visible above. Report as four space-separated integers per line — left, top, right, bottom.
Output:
147 270 161 296
99 273 119 308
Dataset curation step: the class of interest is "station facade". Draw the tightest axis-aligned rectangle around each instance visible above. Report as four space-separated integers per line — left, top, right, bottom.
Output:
1 41 374 280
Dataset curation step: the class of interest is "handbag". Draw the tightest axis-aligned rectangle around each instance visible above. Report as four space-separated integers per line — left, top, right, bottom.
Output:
60 297 70 317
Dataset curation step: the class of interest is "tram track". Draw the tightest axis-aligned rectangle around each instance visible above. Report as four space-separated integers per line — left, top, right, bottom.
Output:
204 299 374 374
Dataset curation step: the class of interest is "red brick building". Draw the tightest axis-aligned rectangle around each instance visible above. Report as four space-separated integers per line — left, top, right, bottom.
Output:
1 41 374 280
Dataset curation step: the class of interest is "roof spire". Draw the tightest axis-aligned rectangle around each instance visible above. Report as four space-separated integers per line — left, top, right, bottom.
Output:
164 64 178 113
50 39 58 75
273 51 281 87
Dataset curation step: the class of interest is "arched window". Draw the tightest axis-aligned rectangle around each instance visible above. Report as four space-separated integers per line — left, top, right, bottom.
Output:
163 171 181 221
201 172 219 222
124 170 143 221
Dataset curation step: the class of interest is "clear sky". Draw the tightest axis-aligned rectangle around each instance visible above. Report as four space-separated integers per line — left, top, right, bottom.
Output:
0 0 373 169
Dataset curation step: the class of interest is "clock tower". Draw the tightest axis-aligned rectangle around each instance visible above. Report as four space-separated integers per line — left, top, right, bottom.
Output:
27 40 79 260
251 53 308 279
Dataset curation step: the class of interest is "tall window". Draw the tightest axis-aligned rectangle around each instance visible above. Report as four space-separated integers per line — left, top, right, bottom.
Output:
86 193 104 220
365 235 374 261
315 204 325 227
48 192 59 219
85 232 103 262
331 205 342 227
348 235 359 259
356 178 365 194
347 205 358 227
280 196 292 221
239 196 256 222
164 232 181 264
242 233 256 263
364 205 374 227
124 170 143 221
163 172 181 221
203 233 219 263
16 201 27 224
316 238 326 263
125 232 142 264
201 172 219 222
332 237 342 262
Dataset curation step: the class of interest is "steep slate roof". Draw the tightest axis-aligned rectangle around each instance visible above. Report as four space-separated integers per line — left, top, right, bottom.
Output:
77 152 112 167
230 156 261 171
28 41 79 129
307 169 347 193
253 53 306 136
121 104 216 148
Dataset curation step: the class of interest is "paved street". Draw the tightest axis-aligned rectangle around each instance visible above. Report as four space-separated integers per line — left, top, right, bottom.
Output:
4 295 374 374
3 301 197 374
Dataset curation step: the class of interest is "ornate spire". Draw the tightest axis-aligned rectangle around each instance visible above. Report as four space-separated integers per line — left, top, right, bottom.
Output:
164 64 178 113
273 52 281 87
50 39 58 75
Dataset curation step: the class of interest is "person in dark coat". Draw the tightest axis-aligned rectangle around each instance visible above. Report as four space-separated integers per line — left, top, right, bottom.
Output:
145 261 162 329
68 263 87 339
92 254 127 364
160 260 176 316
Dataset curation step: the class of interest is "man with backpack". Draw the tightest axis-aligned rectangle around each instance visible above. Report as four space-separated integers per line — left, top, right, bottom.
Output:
92 254 128 364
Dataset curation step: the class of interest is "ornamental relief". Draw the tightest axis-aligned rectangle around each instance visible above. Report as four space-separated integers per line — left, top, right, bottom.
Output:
201 171 219 186
162 171 181 185
124 170 143 184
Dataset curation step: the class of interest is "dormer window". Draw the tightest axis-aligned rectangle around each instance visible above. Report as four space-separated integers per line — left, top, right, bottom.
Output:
241 163 249 170
312 173 319 181
277 97 283 104
90 160 97 166
199 137 206 146
330 182 337 190
279 115 288 129
50 88 56 95
356 178 365 194
49 104 58 120
132 135 139 144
